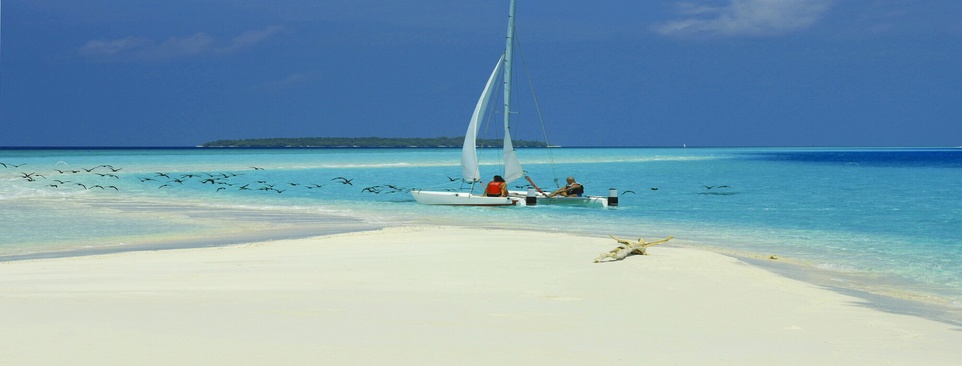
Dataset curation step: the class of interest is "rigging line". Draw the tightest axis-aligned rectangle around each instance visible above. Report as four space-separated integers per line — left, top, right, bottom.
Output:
419 180 466 190
515 32 560 187
478 70 506 177
420 176 486 192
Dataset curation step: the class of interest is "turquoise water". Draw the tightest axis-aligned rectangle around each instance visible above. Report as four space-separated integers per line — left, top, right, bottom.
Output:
2 147 961 309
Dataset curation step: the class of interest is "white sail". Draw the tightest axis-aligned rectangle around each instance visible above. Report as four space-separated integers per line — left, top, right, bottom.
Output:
461 56 505 182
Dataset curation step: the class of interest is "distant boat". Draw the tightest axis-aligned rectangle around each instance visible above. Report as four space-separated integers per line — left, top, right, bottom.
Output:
410 0 610 207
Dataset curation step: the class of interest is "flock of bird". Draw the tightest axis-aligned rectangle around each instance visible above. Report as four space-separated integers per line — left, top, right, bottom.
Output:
1 162 415 196
3 161 735 197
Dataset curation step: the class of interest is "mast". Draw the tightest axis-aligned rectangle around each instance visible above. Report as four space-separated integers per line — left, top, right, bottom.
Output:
501 0 524 183
503 0 516 121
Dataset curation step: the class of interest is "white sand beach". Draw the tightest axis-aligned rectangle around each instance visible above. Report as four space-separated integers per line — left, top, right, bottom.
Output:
2 226 961 365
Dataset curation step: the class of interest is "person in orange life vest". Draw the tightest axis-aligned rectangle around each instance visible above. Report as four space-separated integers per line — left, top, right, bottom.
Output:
485 175 508 197
548 176 583 197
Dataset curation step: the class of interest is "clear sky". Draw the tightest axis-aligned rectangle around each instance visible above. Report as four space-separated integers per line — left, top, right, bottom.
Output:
2 0 961 147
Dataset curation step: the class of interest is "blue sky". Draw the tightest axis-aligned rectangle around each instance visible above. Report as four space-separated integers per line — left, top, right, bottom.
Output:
2 0 961 147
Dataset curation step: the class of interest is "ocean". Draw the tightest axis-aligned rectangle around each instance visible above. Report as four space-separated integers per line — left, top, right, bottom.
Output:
2 147 961 316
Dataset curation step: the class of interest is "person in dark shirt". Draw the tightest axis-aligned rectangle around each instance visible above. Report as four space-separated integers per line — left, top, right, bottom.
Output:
548 176 583 197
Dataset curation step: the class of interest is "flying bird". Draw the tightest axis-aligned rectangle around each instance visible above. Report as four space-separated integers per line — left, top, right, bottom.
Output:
332 177 354 185
20 172 46 181
93 164 122 172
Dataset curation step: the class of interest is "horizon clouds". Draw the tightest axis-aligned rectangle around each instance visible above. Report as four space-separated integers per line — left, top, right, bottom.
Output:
78 25 285 62
654 0 834 37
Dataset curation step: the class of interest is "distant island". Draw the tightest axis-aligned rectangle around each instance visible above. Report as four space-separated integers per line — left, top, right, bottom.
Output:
200 137 549 148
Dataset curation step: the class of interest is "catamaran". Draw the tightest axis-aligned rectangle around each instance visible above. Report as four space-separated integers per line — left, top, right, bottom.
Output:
410 0 614 207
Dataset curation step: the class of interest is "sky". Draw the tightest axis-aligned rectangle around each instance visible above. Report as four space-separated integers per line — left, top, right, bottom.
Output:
2 0 961 147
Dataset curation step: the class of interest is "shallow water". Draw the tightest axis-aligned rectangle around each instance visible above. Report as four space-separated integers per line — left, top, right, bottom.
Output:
2 147 960 311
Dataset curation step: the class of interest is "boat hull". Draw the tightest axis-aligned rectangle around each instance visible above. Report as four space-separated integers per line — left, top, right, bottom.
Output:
410 190 520 206
411 190 609 207
533 195 609 207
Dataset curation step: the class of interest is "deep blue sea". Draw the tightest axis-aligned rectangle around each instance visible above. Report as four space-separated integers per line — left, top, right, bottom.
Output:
2 147 961 311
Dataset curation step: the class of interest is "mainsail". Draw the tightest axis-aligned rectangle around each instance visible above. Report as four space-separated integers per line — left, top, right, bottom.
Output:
461 56 505 182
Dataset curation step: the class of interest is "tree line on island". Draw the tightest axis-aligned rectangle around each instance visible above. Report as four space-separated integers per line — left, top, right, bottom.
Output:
200 137 548 148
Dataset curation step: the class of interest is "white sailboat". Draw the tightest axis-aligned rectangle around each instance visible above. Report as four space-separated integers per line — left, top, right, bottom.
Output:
410 0 611 207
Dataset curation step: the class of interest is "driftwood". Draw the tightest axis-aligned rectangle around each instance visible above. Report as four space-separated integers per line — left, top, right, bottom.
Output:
594 235 674 263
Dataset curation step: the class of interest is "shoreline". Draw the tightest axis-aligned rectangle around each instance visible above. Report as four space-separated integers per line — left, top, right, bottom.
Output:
0 224 385 263
2 226 961 365
732 253 962 327
0 196 383 260
0 224 383 263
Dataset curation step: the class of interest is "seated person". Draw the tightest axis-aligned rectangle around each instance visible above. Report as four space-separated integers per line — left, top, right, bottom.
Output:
548 176 584 197
485 175 508 197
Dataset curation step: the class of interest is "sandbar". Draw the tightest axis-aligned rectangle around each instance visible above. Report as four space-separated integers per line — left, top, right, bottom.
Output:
1 226 960 365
